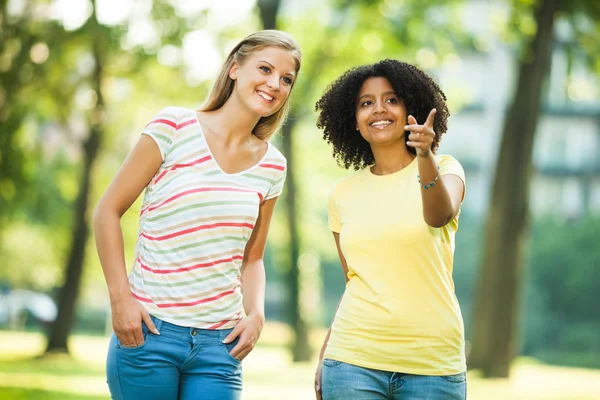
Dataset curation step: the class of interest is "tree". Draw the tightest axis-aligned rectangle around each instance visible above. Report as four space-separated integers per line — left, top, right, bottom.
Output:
469 0 600 377
45 7 107 354
0 1 41 232
256 0 312 361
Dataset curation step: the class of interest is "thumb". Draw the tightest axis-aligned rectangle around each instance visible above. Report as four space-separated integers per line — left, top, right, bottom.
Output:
407 115 417 125
223 323 243 344
142 310 160 335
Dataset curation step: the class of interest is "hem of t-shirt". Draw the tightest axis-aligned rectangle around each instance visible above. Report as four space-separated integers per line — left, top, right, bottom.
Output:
146 311 240 330
323 350 466 376
141 132 166 162
264 192 282 201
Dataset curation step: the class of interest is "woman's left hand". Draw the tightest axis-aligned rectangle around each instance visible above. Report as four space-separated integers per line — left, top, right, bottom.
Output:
222 313 264 361
405 109 437 158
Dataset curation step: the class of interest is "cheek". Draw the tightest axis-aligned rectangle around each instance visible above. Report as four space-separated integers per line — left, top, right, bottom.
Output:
356 109 369 126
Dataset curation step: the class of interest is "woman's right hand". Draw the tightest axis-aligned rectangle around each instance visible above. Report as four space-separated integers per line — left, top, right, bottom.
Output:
111 294 159 347
314 358 324 399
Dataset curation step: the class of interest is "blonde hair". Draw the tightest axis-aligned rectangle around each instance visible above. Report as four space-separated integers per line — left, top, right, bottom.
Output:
199 30 302 141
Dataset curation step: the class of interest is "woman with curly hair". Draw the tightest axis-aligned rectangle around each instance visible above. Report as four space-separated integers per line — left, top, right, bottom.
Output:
313 59 467 400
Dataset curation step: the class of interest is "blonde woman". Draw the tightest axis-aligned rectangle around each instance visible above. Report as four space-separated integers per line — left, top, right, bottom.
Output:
93 30 301 400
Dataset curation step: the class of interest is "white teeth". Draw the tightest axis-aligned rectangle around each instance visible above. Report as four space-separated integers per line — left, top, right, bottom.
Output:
370 120 392 127
257 91 273 101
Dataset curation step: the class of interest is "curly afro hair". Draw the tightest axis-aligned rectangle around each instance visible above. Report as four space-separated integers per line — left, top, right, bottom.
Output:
315 59 449 170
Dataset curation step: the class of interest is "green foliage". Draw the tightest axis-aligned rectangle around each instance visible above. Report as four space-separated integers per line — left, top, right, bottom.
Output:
522 216 600 365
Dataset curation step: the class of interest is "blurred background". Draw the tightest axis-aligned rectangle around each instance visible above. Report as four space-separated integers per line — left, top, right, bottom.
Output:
1 0 599 399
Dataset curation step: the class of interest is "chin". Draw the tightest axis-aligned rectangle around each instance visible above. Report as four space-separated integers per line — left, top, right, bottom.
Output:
369 134 403 145
254 103 282 118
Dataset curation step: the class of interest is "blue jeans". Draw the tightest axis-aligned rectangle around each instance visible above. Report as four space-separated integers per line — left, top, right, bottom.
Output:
106 315 242 400
321 358 466 400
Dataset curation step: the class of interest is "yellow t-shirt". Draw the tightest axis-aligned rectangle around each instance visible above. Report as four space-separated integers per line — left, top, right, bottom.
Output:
325 154 467 375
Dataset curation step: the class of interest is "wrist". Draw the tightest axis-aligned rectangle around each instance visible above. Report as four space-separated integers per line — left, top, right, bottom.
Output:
417 149 433 158
109 284 132 304
247 312 265 326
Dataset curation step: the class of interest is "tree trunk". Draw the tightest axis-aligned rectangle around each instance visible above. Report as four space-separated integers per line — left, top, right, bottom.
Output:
45 25 105 354
468 0 562 377
257 0 312 362
280 119 312 361
257 0 280 30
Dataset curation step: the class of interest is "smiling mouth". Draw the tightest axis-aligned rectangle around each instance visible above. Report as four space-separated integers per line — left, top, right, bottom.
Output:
257 90 275 103
370 120 393 129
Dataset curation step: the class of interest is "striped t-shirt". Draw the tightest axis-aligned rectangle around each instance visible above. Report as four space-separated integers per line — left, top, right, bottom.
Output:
128 106 287 329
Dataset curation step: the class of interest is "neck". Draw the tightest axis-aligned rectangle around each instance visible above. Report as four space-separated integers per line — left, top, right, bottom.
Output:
370 141 415 175
204 95 262 146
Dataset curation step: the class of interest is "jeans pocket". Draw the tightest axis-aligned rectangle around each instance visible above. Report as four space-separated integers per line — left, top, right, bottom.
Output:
322 358 343 368
223 336 241 363
440 371 466 383
116 325 149 350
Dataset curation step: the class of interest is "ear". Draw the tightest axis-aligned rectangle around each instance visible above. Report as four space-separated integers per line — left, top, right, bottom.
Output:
229 63 238 80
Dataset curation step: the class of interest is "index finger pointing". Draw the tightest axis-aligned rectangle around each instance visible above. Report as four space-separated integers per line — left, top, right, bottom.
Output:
424 109 436 128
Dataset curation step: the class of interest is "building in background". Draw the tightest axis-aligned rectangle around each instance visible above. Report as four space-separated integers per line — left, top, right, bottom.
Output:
436 0 600 219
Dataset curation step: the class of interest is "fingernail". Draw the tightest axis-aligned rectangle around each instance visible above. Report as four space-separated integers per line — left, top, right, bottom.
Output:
153 329 160 335
222 339 229 343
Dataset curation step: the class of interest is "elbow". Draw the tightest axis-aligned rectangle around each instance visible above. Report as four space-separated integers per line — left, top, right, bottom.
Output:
92 200 119 231
424 213 455 228
425 219 446 228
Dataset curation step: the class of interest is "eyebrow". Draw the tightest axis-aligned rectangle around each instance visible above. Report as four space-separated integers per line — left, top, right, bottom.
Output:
357 91 397 102
259 60 296 77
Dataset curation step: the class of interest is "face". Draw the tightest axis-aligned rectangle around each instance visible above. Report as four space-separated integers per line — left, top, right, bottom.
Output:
355 77 407 146
229 47 297 117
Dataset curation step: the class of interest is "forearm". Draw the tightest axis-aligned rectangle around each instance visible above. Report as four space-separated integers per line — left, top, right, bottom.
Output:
240 259 266 321
92 206 132 303
417 154 456 227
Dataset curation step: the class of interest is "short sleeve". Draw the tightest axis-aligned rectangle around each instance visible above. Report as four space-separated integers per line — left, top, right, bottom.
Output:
265 166 287 200
328 186 342 233
438 154 466 203
141 107 179 161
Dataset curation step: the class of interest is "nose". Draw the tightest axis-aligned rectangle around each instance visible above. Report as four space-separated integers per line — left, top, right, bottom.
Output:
373 100 387 114
267 75 280 91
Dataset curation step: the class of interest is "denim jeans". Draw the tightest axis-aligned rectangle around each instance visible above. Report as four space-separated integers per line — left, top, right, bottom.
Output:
321 358 466 400
106 315 242 400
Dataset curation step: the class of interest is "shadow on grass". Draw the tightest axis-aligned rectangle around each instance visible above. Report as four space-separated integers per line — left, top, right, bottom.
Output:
0 387 108 400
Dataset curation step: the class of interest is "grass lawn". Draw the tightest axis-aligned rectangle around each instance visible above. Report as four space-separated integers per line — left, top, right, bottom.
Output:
1 326 600 399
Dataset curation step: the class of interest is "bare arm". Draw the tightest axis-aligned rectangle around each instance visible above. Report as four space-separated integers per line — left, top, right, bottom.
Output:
416 154 465 227
315 231 349 398
224 197 279 360
406 109 465 227
92 134 162 345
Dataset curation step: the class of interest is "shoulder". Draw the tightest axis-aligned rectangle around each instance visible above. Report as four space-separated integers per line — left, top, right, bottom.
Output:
435 154 466 183
331 168 368 197
263 142 287 169
150 106 197 126
435 154 462 167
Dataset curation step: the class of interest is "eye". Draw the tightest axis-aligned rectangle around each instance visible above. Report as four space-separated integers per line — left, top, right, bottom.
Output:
386 97 398 103
360 100 373 107
282 76 293 85
259 65 271 73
